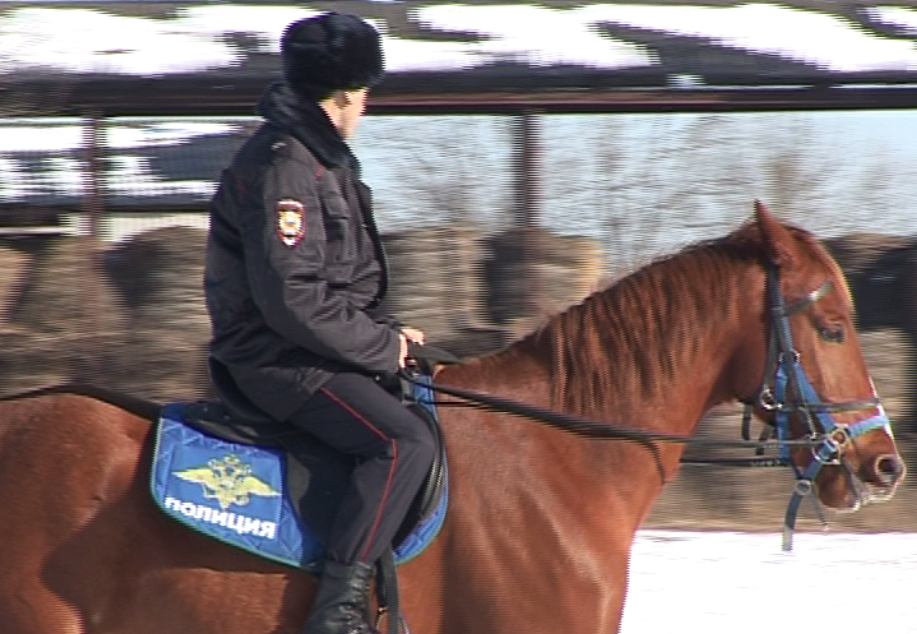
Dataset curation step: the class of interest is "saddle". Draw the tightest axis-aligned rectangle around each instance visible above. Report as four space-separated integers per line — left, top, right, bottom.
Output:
151 345 457 571
150 346 457 634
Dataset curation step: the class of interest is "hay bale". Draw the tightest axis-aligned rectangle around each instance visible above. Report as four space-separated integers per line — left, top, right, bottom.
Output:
824 233 912 274
905 245 917 340
484 227 603 339
823 234 917 332
0 326 70 396
902 245 917 431
7 235 129 388
380 224 493 349
824 233 917 434
104 225 210 401
0 245 29 323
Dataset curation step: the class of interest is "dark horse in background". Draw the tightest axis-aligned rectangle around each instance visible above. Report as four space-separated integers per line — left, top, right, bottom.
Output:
0 202 904 634
825 232 917 434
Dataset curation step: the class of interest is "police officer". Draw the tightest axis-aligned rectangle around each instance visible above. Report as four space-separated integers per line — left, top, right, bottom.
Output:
204 12 436 634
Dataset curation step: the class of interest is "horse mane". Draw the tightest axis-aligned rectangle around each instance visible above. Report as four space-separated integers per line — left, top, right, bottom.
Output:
515 219 832 416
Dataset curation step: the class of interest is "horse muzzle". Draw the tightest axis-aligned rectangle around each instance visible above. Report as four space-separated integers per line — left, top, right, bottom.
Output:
823 451 906 512
861 452 906 502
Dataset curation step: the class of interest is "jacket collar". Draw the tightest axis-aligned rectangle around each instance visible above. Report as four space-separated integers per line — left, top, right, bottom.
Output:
257 81 358 170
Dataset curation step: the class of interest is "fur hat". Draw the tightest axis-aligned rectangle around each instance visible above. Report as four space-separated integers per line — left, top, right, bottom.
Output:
281 12 384 100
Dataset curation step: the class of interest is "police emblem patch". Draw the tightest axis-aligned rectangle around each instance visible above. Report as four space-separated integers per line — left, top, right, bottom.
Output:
277 199 306 247
174 454 281 510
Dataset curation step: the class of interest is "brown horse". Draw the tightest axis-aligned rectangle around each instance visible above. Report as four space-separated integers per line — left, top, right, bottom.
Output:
0 202 905 634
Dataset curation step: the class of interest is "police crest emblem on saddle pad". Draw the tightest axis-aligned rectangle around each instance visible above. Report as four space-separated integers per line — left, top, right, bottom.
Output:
151 399 448 571
151 409 325 569
174 455 280 510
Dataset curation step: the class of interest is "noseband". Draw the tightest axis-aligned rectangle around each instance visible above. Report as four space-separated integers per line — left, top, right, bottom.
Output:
743 267 891 549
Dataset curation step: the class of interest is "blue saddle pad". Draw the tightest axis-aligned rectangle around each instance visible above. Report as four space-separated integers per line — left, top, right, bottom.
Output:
150 381 448 571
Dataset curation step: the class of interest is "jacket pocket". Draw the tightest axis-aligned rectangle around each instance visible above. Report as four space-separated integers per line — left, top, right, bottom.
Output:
321 192 357 270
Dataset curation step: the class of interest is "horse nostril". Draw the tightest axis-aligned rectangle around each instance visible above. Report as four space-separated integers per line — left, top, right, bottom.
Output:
874 454 906 487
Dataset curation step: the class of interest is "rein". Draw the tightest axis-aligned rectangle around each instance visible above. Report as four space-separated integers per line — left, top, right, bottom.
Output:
403 266 890 551
401 371 815 452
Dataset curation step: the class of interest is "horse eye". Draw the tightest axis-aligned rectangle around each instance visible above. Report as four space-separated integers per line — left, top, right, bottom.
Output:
819 327 845 343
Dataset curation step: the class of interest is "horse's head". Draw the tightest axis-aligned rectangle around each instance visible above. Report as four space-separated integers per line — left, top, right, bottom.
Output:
735 201 905 513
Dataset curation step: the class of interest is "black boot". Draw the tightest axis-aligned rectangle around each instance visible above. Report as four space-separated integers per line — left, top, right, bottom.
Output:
302 560 380 634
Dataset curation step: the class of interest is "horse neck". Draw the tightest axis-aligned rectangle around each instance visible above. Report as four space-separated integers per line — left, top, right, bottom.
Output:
433 256 763 542
446 253 762 437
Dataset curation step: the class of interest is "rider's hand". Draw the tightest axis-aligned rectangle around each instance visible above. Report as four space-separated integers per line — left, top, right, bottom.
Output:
398 327 425 368
401 326 425 345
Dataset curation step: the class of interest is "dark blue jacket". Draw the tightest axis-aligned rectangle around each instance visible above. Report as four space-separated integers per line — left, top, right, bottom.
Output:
205 82 398 421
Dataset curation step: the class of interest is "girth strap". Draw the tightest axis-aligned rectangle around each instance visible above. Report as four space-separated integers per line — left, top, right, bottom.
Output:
375 547 403 634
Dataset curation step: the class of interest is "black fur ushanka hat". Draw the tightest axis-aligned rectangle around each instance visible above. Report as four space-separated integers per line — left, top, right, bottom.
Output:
281 12 385 100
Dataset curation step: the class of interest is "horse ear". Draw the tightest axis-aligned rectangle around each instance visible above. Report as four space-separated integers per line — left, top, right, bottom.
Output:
754 200 797 268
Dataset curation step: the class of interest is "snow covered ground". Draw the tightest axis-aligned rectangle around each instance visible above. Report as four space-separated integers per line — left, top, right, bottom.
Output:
622 531 916 634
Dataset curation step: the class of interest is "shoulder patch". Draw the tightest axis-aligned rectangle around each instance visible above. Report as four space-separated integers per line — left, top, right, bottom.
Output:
276 199 306 247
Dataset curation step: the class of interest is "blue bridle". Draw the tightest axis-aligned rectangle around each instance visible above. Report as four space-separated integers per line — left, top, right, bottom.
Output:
754 267 891 550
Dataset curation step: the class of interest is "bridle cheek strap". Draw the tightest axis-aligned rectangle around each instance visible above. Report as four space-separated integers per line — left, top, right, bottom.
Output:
773 358 890 552
754 267 890 551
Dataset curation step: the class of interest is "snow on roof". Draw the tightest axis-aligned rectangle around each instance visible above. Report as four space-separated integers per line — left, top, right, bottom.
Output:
3 2 917 209
1 3 916 78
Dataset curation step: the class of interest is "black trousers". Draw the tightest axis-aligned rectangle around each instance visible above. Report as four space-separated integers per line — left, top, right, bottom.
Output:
288 372 436 565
